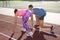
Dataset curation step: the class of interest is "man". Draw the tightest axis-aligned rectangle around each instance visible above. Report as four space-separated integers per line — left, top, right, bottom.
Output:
28 4 54 33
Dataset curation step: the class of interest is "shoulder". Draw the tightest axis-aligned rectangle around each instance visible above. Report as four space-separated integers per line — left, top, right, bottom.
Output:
26 9 32 13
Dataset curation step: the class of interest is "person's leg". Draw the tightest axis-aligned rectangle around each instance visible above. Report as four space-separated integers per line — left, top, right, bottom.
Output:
35 15 40 25
34 15 40 29
13 22 17 33
39 20 52 28
39 15 52 28
22 16 34 36
22 16 31 32
39 16 54 33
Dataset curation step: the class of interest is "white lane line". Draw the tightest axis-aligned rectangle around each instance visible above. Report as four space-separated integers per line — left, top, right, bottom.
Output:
0 19 60 37
0 32 17 40
39 30 60 37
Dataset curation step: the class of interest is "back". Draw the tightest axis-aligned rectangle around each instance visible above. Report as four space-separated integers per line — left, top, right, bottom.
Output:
33 8 46 17
18 9 26 16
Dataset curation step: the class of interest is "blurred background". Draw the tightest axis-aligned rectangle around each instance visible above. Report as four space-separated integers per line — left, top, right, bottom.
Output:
0 0 60 25
0 0 60 13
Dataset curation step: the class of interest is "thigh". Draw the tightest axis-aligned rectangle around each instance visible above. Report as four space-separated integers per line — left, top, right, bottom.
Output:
35 14 40 25
22 16 29 23
35 15 39 21
39 15 45 20
39 15 45 27
39 20 44 27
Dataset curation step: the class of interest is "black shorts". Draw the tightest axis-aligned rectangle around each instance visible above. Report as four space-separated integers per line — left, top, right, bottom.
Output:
39 15 45 20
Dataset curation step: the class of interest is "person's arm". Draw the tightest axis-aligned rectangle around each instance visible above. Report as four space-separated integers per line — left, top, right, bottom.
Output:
13 13 18 33
30 9 34 27
30 10 34 27
31 14 33 27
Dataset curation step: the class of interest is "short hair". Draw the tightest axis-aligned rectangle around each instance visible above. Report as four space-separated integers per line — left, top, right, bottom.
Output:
14 9 18 14
28 4 33 8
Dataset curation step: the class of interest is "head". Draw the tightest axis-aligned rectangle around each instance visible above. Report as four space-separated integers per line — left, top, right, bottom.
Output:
14 9 18 14
28 4 33 10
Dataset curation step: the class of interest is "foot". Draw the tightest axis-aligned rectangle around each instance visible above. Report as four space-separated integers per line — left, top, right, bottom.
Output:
34 25 39 29
50 25 55 34
21 28 26 33
27 31 33 37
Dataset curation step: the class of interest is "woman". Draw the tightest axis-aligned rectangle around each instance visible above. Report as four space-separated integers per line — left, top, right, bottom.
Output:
13 9 34 37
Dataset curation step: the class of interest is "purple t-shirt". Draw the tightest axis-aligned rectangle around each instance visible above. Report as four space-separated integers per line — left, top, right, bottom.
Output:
25 10 32 17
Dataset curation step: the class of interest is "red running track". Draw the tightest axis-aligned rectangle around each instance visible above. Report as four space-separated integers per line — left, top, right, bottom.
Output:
0 14 60 40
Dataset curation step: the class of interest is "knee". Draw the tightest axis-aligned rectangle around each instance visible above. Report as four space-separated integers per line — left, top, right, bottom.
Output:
39 25 44 28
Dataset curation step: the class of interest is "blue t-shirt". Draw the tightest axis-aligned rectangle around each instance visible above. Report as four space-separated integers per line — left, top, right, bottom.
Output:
33 8 46 17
